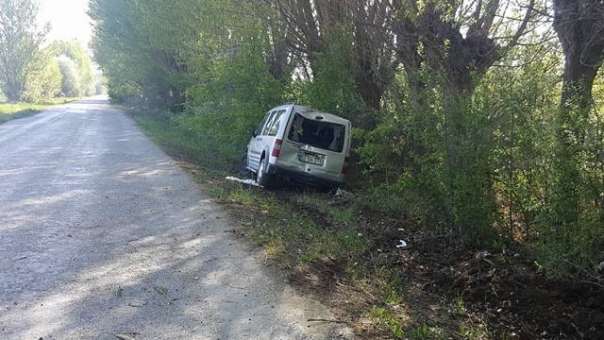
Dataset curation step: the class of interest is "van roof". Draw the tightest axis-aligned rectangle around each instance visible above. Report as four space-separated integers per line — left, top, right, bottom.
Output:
274 104 350 125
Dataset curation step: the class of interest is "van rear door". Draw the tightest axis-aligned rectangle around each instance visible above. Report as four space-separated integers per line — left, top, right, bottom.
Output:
282 113 347 176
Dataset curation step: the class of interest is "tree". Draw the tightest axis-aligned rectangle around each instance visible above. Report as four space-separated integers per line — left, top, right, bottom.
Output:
57 55 81 97
554 0 604 111
547 0 604 252
89 0 195 108
48 41 94 95
0 0 48 102
391 0 540 104
21 47 62 102
375 0 538 240
551 0 604 225
270 0 395 113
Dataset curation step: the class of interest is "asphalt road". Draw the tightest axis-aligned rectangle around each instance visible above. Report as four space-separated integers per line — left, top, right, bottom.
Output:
0 97 352 340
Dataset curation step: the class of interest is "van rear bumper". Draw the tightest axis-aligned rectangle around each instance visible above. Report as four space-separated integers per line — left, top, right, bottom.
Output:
267 164 345 189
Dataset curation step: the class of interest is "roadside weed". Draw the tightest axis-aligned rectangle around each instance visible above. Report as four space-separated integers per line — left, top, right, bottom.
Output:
0 105 40 124
454 293 468 316
227 185 258 206
329 206 356 224
407 323 444 340
459 324 487 340
370 306 406 339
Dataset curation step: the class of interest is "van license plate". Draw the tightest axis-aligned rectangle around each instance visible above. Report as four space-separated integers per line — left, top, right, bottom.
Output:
298 152 324 166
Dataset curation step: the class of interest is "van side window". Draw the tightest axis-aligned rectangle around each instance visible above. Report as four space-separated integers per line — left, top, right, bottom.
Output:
255 112 270 136
263 109 285 136
260 111 276 136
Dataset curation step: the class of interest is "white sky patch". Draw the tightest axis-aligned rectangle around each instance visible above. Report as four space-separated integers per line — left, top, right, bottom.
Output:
38 0 92 46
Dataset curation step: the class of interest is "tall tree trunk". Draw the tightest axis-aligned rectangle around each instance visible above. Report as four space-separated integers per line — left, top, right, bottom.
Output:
552 0 604 226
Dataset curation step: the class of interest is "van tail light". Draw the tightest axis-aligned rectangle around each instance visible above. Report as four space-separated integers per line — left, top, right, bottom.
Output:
271 139 283 158
341 156 350 174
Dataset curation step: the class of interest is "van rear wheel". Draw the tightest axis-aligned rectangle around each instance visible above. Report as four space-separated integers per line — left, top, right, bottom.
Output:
256 157 272 187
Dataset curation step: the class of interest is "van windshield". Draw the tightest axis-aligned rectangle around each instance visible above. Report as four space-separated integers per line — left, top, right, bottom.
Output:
288 113 345 152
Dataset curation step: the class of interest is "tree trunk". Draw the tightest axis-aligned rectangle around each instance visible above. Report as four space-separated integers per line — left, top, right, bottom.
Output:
355 58 382 110
554 0 604 111
551 0 604 226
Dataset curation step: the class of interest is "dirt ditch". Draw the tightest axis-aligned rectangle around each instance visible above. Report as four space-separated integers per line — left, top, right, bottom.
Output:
265 188 604 340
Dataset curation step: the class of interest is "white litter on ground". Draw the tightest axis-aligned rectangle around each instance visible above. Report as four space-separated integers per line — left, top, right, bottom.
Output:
396 240 408 249
226 176 261 187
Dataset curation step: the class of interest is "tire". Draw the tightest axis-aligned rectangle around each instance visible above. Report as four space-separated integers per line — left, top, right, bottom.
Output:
256 156 272 187
238 153 251 177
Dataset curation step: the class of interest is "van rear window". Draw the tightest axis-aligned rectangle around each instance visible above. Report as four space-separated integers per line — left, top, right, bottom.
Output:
288 114 345 152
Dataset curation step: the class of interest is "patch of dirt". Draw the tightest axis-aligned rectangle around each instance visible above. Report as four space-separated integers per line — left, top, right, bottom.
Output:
379 228 604 340
273 189 604 340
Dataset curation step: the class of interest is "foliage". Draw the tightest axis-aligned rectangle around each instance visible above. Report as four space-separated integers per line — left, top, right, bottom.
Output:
91 0 604 278
57 56 81 97
292 27 369 125
0 0 48 102
543 0 604 276
48 40 95 96
17 39 95 102
0 0 92 103
89 0 196 109
0 103 40 123
477 45 560 241
21 48 62 103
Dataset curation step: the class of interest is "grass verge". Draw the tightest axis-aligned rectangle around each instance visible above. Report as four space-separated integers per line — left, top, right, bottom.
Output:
132 109 604 340
0 98 78 124
0 103 44 124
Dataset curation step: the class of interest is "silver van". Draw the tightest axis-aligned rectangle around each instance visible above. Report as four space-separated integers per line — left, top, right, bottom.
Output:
246 104 352 189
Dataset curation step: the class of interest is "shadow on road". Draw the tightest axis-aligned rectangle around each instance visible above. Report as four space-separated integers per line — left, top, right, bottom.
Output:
0 107 345 339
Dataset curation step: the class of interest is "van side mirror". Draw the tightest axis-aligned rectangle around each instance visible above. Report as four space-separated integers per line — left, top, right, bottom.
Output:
251 125 257 138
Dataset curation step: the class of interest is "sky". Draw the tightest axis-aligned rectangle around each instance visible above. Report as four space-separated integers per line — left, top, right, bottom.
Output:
38 0 93 46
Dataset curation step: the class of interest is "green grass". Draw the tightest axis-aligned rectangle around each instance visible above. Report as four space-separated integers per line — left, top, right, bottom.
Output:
132 111 241 173
226 182 369 266
0 103 44 123
0 98 77 124
297 191 357 225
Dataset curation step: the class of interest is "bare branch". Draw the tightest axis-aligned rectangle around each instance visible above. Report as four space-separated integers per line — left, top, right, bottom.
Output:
471 0 484 22
502 0 536 52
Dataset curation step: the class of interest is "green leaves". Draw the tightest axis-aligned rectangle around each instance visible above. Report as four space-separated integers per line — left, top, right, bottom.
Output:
21 47 62 102
48 41 94 96
0 0 48 102
89 0 604 278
